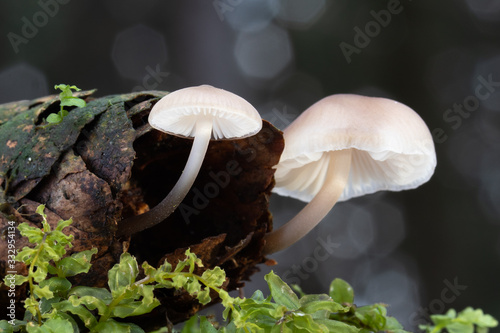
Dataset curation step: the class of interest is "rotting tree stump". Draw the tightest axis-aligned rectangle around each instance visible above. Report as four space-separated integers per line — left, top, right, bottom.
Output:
0 90 284 327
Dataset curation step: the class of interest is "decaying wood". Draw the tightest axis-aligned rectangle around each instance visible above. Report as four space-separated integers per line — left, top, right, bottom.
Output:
0 90 284 326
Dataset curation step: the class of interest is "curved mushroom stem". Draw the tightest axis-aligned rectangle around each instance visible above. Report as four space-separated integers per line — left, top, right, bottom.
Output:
118 117 213 237
262 149 352 255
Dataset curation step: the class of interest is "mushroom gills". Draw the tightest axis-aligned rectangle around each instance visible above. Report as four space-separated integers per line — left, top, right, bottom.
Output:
263 148 353 255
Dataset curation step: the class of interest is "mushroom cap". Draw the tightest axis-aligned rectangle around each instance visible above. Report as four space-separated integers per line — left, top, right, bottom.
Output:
273 94 437 202
149 85 262 140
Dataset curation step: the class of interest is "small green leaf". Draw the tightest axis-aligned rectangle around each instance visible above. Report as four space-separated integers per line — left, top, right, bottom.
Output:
274 322 293 333
185 278 202 295
314 319 360 333
39 277 72 297
60 97 86 108
219 289 236 309
25 298 41 319
430 312 453 327
55 249 97 277
329 278 354 304
354 304 387 331
200 316 218 333
201 267 226 288
171 274 188 289
460 307 498 327
92 319 145 333
141 261 157 276
15 248 35 266
17 223 44 244
33 284 54 300
40 245 64 264
55 84 78 100
291 284 306 298
383 316 407 331
250 289 266 302
48 313 80 333
174 260 189 274
111 285 160 318
265 271 300 311
8 273 28 286
52 300 98 329
67 294 108 316
35 204 47 218
46 113 62 124
299 294 348 314
58 109 68 118
0 320 15 333
69 286 113 304
446 322 474 333
157 260 173 274
36 317 74 332
423 307 498 333
478 314 499 327
197 287 211 305
108 252 139 296
286 313 320 332
39 296 61 315
180 316 200 333
54 84 69 92
54 217 73 232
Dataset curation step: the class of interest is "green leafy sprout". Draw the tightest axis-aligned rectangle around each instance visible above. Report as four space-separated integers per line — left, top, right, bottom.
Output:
1 205 497 333
45 84 86 125
419 308 498 333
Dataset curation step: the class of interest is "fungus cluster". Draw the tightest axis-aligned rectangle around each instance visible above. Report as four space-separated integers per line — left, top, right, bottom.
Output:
118 86 436 257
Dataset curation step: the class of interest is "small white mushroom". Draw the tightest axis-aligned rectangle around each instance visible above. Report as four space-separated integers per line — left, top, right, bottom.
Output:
263 94 436 254
119 85 262 236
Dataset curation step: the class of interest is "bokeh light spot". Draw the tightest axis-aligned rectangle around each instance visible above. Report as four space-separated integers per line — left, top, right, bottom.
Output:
225 0 275 32
234 24 293 80
0 63 48 103
472 54 500 113
271 0 326 29
367 199 406 257
348 207 375 254
111 24 167 80
104 0 158 21
463 0 500 21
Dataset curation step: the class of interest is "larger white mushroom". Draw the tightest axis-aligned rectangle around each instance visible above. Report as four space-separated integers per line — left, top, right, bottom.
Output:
263 94 436 254
119 85 262 236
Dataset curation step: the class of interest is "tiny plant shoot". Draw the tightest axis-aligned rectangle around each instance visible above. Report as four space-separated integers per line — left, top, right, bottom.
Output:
1 205 497 333
45 84 86 125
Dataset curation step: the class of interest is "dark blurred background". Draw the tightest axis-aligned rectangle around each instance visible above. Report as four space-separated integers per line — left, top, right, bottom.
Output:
1 0 499 331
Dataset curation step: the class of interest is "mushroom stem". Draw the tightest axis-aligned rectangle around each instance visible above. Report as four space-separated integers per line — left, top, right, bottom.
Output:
262 149 352 255
118 117 213 237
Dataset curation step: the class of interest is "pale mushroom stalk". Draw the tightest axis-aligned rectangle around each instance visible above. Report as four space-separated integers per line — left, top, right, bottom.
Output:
117 85 262 237
263 149 352 255
118 117 213 236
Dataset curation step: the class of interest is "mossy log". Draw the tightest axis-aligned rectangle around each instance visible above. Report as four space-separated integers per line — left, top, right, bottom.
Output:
0 90 284 327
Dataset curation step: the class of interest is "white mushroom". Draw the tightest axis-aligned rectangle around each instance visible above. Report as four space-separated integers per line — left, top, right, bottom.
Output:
119 85 262 236
262 94 436 254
